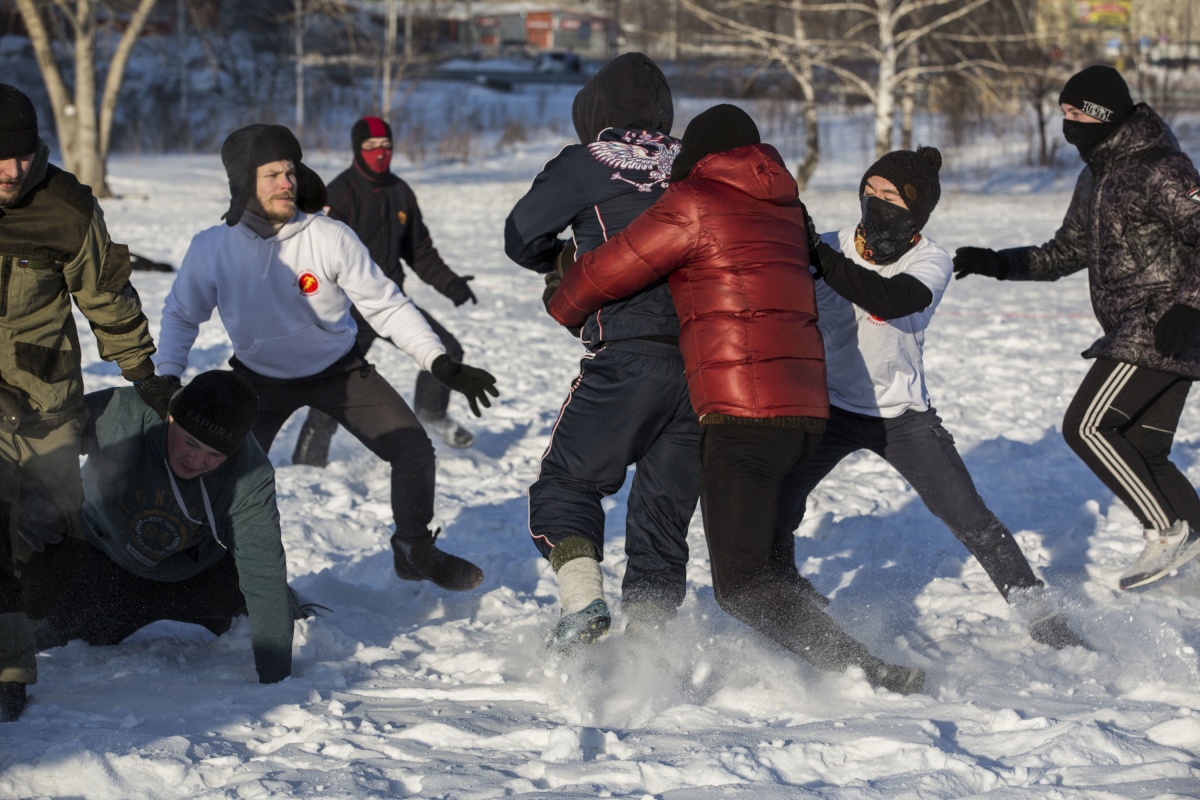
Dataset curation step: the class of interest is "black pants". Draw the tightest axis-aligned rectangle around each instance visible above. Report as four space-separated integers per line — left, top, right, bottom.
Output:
701 424 887 674
774 406 1042 600
1062 357 1200 532
235 349 437 542
37 544 247 650
530 340 700 609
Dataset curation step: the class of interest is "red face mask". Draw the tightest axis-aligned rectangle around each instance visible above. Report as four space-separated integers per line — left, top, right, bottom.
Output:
361 146 392 175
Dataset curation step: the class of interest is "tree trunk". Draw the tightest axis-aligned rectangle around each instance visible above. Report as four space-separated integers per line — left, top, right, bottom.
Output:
15 0 160 197
873 2 898 157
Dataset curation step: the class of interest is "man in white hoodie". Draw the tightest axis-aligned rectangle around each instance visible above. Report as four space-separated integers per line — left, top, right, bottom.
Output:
157 124 498 592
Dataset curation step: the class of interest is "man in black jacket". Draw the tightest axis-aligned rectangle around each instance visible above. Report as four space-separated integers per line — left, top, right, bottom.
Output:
292 116 479 462
506 53 699 650
954 65 1200 590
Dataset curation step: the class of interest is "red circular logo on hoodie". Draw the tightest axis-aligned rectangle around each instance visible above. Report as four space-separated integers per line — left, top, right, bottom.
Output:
298 273 320 295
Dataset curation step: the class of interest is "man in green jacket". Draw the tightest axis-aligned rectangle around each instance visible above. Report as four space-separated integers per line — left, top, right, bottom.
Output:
0 84 171 721
35 370 294 689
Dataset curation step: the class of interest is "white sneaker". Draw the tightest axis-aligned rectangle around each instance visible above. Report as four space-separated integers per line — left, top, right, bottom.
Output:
418 412 475 448
1119 520 1200 590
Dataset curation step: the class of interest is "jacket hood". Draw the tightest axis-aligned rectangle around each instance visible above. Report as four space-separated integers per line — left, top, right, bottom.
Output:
236 208 320 243
12 139 50 206
572 52 673 143
688 143 798 205
1085 103 1180 168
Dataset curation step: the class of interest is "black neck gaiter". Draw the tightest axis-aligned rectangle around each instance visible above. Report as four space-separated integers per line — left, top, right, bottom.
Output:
1062 119 1120 158
856 195 919 265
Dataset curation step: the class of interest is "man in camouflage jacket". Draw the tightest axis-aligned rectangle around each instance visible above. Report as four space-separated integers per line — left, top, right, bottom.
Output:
0 84 163 722
953 66 1200 592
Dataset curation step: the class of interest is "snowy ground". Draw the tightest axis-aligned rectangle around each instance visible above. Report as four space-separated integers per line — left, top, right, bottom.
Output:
4 103 1200 798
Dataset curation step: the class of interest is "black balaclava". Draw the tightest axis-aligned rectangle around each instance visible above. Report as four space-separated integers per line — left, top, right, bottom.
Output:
855 146 942 264
0 84 37 159
168 370 259 457
668 103 760 183
220 123 327 226
1058 65 1134 157
351 116 393 181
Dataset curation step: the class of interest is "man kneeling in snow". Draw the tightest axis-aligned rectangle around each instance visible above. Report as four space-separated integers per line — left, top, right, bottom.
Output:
35 370 294 684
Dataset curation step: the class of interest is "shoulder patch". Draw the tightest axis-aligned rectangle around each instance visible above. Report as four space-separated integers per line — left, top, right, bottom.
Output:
1188 188 1200 204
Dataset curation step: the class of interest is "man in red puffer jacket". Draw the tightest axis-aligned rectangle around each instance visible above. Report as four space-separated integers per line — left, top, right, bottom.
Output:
550 104 924 695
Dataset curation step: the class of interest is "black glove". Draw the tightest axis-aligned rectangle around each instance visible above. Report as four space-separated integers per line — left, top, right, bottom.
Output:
445 275 477 307
799 202 824 278
430 354 499 417
1154 304 1200 358
543 241 582 336
952 246 1008 280
135 374 182 419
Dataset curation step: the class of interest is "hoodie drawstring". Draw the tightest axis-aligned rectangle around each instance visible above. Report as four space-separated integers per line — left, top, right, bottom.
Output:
164 458 225 549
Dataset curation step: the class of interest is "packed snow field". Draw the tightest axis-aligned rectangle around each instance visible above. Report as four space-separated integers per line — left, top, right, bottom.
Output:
4 89 1200 798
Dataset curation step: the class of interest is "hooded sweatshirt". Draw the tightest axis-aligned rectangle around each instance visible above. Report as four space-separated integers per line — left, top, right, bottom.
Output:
504 52 682 347
158 211 445 379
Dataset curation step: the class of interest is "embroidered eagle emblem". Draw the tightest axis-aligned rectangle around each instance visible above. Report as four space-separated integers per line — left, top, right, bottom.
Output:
587 130 680 192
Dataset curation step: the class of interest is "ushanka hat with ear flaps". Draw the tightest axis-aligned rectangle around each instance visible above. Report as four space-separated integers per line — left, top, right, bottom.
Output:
0 83 38 159
168 370 260 457
220 123 327 226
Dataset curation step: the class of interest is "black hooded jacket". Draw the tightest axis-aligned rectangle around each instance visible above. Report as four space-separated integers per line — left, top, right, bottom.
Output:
324 165 460 298
504 52 682 347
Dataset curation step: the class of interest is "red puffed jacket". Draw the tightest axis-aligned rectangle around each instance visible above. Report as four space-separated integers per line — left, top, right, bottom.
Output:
549 143 828 421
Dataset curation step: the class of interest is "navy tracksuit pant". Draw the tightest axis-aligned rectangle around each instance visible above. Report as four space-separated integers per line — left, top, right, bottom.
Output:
530 339 701 609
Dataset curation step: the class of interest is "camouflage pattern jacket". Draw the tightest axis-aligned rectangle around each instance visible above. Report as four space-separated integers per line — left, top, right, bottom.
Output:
1002 104 1200 379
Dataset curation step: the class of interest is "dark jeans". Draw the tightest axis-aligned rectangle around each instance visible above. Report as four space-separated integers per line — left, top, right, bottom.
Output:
38 544 247 650
235 349 436 542
701 424 887 674
1063 357 1200 532
774 406 1041 600
530 340 701 609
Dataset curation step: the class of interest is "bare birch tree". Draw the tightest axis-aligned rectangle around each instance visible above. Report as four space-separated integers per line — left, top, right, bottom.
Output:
14 0 160 196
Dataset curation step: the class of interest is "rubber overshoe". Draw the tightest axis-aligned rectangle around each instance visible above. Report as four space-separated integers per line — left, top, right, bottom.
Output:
549 598 611 654
1029 613 1093 651
1120 520 1200 590
391 530 484 591
864 662 925 695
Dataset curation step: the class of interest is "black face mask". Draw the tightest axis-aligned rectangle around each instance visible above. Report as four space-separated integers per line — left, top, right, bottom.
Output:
1062 119 1120 158
858 195 919 264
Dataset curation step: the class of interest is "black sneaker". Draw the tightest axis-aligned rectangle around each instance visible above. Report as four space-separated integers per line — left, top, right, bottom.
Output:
391 530 484 591
0 682 27 722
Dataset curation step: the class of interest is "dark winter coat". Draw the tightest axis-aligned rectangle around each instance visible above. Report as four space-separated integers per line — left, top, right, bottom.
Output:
79 386 293 683
550 143 828 421
1002 104 1200 378
325 165 461 298
504 52 682 347
0 140 155 426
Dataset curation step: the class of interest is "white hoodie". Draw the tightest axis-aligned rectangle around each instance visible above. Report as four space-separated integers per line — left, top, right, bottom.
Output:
159 212 446 379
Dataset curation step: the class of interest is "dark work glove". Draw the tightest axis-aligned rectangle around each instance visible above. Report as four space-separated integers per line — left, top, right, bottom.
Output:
135 374 182 419
543 241 582 336
445 275 477 307
799 202 824 278
952 246 1008 280
430 354 499 416
1154 304 1200 358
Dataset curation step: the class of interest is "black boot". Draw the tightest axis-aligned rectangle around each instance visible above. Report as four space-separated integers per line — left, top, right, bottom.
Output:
0 682 27 722
292 409 339 467
864 661 926 695
391 529 483 591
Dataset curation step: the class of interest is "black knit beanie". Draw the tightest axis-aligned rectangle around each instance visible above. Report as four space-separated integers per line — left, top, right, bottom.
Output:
220 123 327 226
859 146 943 232
169 370 259 457
669 104 761 183
1058 65 1133 124
0 84 38 159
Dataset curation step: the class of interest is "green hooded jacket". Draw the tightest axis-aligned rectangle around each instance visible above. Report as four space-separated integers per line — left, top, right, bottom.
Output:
80 386 293 683
0 140 155 428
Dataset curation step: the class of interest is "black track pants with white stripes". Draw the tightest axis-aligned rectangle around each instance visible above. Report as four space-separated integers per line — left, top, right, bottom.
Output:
1062 357 1200 533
